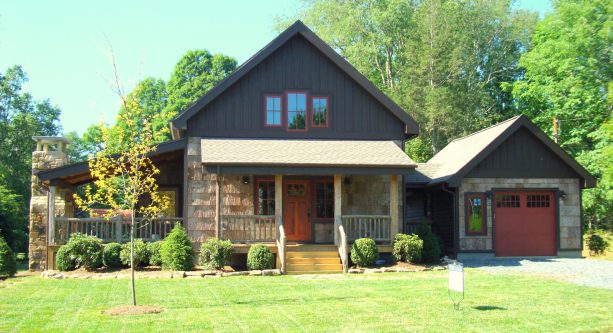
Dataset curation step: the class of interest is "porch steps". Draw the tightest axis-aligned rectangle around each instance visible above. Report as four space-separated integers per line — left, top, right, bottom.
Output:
285 245 343 274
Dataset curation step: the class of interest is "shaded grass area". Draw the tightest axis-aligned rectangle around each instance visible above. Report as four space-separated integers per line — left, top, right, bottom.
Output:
0 271 612 332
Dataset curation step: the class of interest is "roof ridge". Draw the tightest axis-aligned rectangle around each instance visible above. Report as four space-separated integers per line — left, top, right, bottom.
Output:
450 115 522 143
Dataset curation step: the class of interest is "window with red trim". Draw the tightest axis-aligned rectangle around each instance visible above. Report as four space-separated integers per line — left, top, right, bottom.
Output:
265 95 282 126
466 193 486 235
315 180 334 219
286 92 307 130
312 96 329 127
255 179 275 215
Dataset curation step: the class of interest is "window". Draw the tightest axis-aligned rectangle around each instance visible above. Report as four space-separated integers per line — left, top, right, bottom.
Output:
256 179 275 215
286 92 307 130
466 193 486 235
495 194 520 208
312 96 329 127
527 194 550 208
287 183 306 197
315 180 334 219
264 95 282 126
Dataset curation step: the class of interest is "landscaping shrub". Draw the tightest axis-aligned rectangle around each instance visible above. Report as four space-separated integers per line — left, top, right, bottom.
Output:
120 239 150 267
148 241 164 266
350 238 379 267
587 233 609 255
200 238 234 270
416 222 443 263
247 244 274 270
0 236 16 277
161 224 194 271
56 233 104 271
393 233 423 263
55 245 75 271
102 242 123 268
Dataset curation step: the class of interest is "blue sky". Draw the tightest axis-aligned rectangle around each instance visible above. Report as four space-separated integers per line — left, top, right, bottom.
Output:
0 0 552 135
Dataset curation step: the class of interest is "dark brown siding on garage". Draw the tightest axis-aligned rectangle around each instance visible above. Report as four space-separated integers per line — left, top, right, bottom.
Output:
467 127 579 179
429 190 455 254
186 35 406 140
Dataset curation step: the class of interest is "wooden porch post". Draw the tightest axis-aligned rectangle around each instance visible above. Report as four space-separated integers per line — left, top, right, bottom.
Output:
215 173 221 239
334 175 342 245
390 175 399 242
48 186 56 245
275 175 283 227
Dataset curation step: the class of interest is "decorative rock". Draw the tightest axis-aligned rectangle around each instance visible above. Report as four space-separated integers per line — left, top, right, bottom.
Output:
348 268 362 274
261 269 281 276
433 266 445 271
364 268 382 274
249 270 262 276
52 274 65 279
382 267 398 273
185 271 203 277
201 270 217 276
171 271 186 279
222 271 249 277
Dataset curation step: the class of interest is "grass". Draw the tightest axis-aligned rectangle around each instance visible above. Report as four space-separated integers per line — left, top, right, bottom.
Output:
0 271 612 332
583 230 613 260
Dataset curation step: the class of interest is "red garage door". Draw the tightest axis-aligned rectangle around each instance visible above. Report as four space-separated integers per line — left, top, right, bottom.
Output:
494 191 556 256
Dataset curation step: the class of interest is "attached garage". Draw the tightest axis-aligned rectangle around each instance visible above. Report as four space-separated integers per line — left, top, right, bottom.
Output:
406 115 596 258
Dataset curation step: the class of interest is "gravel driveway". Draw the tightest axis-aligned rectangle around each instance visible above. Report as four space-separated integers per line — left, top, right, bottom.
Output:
461 258 613 289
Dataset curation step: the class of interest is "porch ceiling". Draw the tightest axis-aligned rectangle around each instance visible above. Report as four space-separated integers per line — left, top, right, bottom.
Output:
200 139 416 173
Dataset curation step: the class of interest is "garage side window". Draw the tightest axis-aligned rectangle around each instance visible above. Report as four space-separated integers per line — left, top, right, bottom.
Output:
466 193 486 235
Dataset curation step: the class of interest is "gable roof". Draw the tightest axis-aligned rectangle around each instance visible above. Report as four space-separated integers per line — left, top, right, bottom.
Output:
425 115 596 188
170 20 419 136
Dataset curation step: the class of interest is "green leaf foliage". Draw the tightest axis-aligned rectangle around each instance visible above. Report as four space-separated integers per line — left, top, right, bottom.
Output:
147 241 164 266
102 242 123 268
0 236 16 277
392 233 423 263
416 222 443 263
120 239 150 267
247 244 274 270
200 238 234 270
56 233 104 271
587 233 609 255
350 238 379 267
160 224 194 271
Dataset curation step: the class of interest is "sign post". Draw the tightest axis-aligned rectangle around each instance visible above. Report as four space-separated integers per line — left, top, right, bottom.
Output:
448 262 464 310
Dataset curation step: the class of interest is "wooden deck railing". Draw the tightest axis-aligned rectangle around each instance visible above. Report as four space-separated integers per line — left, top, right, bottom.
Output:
220 215 276 243
341 215 392 242
53 217 183 245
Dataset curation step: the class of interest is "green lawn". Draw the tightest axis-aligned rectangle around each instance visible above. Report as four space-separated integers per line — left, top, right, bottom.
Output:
1 271 611 332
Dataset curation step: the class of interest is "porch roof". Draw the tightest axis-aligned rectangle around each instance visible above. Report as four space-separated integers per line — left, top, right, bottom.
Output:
201 139 416 174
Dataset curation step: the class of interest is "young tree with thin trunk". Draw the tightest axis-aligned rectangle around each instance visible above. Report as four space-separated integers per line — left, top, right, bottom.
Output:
74 43 168 306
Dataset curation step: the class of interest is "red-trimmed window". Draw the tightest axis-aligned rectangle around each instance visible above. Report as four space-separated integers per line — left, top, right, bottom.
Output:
466 193 486 235
255 178 275 215
264 95 282 126
286 92 307 131
312 96 329 127
315 179 334 219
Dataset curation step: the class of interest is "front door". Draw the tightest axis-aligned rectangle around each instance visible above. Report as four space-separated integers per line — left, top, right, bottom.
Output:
284 180 311 241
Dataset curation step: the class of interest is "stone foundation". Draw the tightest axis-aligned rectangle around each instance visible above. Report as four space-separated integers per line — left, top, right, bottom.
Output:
458 178 582 253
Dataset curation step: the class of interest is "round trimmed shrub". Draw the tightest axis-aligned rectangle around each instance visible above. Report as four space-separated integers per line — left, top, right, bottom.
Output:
416 222 443 263
56 233 103 271
102 243 123 268
587 233 609 255
161 224 194 271
200 238 234 270
351 238 379 267
0 236 16 278
393 233 423 263
247 244 274 270
120 239 150 267
148 241 164 266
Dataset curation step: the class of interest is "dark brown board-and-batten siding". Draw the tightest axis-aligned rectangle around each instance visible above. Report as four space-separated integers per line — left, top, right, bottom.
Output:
186 35 405 141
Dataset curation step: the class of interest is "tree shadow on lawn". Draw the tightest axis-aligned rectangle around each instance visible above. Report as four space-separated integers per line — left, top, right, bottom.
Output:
473 305 507 311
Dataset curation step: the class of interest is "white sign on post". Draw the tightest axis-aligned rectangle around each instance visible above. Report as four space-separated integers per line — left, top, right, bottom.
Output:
448 262 464 309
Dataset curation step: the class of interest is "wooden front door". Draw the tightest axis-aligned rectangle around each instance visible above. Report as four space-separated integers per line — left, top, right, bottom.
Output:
284 180 311 241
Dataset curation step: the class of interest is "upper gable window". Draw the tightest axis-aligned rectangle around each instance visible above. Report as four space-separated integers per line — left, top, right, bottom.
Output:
286 92 307 131
312 96 329 127
265 95 282 127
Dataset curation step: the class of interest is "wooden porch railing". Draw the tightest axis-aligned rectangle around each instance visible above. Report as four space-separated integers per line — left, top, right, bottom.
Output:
341 215 392 242
53 217 183 245
220 215 276 243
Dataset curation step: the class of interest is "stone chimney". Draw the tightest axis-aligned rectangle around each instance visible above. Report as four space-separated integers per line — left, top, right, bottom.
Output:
29 136 70 270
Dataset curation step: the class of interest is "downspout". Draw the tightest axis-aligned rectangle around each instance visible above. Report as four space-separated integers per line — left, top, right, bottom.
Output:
441 183 459 259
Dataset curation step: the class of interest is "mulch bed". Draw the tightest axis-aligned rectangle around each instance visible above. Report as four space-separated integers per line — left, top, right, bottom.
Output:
103 305 164 316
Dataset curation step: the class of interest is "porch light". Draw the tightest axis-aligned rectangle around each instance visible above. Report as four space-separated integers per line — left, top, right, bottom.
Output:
343 176 351 186
242 176 250 185
559 190 566 199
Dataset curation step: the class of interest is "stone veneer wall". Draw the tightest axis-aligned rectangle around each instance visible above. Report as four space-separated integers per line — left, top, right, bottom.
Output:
185 138 216 249
29 149 71 270
458 178 581 252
